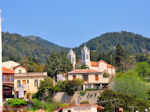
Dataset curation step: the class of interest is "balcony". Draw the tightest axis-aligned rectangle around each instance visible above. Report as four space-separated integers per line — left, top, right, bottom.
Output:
3 79 14 83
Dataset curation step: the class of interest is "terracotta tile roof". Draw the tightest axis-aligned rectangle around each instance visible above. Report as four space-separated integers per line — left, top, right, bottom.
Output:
107 64 115 68
53 104 104 112
91 60 115 68
68 69 100 74
2 67 14 74
91 61 98 66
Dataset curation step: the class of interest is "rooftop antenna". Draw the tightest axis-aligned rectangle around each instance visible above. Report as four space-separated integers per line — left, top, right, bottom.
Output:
0 9 3 111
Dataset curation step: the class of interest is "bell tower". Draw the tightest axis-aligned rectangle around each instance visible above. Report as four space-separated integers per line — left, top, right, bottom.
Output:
67 49 76 69
81 43 90 66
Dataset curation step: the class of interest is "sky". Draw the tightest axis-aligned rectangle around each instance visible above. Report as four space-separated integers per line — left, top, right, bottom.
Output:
1 0 150 48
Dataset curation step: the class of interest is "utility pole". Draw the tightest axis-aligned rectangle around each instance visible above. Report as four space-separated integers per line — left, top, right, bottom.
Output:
129 106 138 112
0 9 3 111
98 99 119 112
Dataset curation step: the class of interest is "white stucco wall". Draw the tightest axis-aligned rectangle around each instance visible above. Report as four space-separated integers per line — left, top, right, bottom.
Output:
14 66 27 73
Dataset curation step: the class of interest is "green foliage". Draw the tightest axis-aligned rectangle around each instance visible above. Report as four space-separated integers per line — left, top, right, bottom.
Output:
113 71 150 99
103 72 110 78
4 99 27 107
37 77 54 98
80 91 86 96
55 79 83 96
2 32 67 63
80 101 89 104
3 31 150 64
76 63 89 69
20 56 44 72
45 51 72 77
31 99 67 112
135 62 150 77
98 89 136 112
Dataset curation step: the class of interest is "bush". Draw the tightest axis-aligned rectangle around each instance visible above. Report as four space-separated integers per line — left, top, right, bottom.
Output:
80 101 89 104
80 91 86 96
103 72 110 78
55 79 83 96
4 98 27 107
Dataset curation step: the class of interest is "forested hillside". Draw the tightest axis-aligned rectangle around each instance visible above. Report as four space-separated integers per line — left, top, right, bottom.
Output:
2 31 150 63
2 32 68 63
74 31 150 55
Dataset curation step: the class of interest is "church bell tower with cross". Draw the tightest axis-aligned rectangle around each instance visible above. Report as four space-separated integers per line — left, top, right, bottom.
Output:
81 43 91 67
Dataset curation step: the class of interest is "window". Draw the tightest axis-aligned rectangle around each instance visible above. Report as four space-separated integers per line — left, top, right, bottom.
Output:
22 80 26 87
95 75 98 81
34 80 38 87
83 75 88 82
19 69 22 73
17 80 21 88
73 75 76 80
86 55 88 59
27 80 29 84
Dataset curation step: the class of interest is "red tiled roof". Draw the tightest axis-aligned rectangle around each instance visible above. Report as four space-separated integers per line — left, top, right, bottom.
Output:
107 64 115 68
68 69 100 74
2 67 14 74
91 60 115 68
91 61 98 66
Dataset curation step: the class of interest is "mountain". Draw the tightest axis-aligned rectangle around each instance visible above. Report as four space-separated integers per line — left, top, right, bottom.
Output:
2 31 150 63
74 31 150 55
25 36 68 52
2 32 68 63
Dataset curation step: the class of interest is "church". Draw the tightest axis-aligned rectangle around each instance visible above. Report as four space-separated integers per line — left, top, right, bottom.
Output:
67 45 115 90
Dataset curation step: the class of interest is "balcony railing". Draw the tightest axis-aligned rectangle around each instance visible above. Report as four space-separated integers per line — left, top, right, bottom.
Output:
3 79 14 83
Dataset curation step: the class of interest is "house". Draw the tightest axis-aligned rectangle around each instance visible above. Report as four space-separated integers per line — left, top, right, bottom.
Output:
53 104 104 112
2 60 47 99
14 72 47 98
2 60 27 73
2 67 14 99
68 69 109 90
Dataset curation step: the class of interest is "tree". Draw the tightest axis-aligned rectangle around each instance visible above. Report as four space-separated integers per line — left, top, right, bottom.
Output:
45 52 72 77
37 77 54 98
20 56 44 72
97 89 135 112
115 44 125 71
112 70 149 99
135 62 150 77
55 79 83 96
76 63 89 69
45 52 62 77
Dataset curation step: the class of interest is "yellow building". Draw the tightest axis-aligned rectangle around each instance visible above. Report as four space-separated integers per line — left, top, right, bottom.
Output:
14 72 47 98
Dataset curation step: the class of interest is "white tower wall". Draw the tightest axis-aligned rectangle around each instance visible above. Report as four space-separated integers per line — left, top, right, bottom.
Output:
81 45 90 67
67 49 76 69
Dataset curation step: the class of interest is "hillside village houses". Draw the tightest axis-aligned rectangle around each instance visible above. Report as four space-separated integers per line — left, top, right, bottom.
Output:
66 45 115 90
2 60 47 99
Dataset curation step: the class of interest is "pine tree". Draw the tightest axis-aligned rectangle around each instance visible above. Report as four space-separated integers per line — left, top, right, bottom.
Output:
115 44 125 71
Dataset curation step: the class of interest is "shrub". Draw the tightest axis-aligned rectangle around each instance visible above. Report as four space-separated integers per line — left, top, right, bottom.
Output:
4 98 27 107
103 72 110 78
80 101 89 104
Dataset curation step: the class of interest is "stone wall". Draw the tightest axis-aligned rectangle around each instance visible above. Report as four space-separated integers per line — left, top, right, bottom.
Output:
53 90 103 104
